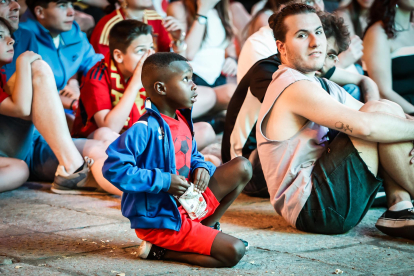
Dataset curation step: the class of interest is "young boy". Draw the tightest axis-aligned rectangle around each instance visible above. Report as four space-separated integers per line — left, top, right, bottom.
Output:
102 53 253 267
72 20 216 151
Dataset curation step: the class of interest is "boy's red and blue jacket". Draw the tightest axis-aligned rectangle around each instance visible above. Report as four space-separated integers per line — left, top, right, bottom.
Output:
102 99 216 231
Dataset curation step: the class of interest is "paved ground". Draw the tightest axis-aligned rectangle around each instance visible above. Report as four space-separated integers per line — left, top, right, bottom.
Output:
1 181 414 276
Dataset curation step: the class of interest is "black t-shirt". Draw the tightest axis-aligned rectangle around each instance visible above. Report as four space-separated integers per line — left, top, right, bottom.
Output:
222 55 335 163
222 55 281 163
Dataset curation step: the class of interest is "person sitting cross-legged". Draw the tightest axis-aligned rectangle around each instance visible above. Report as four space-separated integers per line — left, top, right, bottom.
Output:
257 3 414 240
102 53 253 267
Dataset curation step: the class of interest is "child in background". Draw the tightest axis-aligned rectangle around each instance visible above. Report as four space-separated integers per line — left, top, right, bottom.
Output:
72 20 215 151
102 53 252 267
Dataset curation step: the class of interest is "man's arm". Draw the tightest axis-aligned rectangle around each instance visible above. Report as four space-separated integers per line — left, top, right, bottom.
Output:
284 80 414 143
329 67 380 102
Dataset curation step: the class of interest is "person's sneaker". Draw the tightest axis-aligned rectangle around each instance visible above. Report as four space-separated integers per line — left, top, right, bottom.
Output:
375 208 414 240
211 222 250 250
51 157 106 195
137 240 166 260
371 185 387 207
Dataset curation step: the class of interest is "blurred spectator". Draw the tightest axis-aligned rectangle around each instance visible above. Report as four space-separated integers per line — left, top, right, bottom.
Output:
168 0 238 120
336 0 374 37
0 0 38 81
20 0 103 110
363 0 414 113
90 0 186 57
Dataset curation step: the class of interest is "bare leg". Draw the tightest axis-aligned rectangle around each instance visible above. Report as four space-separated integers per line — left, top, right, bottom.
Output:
29 61 84 174
356 100 413 205
88 127 120 143
202 157 252 226
193 122 216 151
73 138 122 196
163 232 245 267
192 86 217 118
212 83 236 112
0 157 29 193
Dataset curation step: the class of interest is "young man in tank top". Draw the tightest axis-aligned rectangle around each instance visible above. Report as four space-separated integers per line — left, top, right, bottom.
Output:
257 3 414 240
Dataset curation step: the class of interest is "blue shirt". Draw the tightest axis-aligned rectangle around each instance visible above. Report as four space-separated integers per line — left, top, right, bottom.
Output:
19 10 103 90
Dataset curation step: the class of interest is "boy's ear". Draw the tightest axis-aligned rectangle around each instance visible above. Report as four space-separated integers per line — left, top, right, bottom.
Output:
113 49 124 64
154 81 166 96
34 6 45 20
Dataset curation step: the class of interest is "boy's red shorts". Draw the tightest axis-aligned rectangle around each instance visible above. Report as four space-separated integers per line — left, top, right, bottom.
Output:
135 187 220 256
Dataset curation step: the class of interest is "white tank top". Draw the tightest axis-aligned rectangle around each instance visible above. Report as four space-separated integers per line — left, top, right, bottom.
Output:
256 65 347 227
189 9 228 85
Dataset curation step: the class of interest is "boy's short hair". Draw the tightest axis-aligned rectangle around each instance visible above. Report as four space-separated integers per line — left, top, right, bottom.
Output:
268 3 316 42
141 52 188 91
0 17 14 34
109 20 153 56
142 52 188 73
319 12 350 54
26 0 75 16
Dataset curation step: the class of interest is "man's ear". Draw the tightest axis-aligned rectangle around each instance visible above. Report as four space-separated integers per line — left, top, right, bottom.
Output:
112 49 124 64
154 81 166 96
276 40 286 59
34 6 45 20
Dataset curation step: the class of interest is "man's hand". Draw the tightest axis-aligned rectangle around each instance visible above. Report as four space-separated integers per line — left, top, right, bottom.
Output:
222 57 237 77
337 35 363 69
168 174 190 196
192 168 210 193
163 16 185 41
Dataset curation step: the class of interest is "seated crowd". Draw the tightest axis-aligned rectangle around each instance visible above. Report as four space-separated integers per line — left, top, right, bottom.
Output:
0 0 413 268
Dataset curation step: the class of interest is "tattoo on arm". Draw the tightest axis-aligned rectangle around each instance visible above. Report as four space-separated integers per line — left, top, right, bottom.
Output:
335 121 353 133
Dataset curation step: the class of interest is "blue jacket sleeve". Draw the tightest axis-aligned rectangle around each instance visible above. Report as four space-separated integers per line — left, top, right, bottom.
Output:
102 123 171 194
78 32 104 76
190 139 216 177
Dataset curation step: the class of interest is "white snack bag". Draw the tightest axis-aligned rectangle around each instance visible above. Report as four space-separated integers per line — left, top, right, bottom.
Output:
175 183 208 220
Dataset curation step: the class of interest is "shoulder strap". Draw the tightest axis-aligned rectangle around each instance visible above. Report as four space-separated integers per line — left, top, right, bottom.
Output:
316 77 331 95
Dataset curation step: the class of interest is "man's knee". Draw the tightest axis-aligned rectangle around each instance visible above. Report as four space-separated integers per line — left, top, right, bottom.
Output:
360 100 405 117
232 157 253 185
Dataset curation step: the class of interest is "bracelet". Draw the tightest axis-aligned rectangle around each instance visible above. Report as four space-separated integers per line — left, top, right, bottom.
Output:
196 14 207 19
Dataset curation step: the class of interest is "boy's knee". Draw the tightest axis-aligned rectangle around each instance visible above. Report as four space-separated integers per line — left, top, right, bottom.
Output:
31 60 53 78
233 157 253 184
223 239 245 267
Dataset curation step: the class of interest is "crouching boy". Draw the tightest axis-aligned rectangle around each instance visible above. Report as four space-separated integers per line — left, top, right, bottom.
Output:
102 53 252 267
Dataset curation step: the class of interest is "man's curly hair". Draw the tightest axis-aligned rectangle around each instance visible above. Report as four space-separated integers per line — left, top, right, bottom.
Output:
319 12 350 54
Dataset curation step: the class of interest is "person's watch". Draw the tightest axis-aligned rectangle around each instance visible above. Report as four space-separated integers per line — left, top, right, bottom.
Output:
196 14 207 25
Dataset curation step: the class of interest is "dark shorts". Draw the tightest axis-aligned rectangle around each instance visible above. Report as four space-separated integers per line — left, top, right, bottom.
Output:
0 115 71 182
193 73 227 88
296 132 382 234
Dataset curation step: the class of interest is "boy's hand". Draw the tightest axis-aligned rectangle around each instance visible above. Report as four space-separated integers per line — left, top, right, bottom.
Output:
163 16 185 41
168 174 190 196
192 168 210 193
131 49 154 85
17 51 42 65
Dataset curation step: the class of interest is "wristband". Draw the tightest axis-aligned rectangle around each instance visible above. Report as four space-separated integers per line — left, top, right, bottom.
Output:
70 99 79 112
